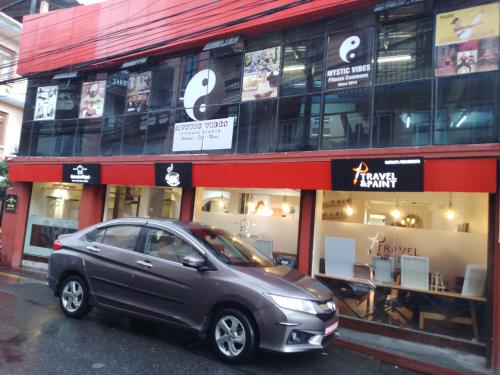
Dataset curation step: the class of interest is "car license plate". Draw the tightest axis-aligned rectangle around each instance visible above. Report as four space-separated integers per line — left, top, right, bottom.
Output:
325 321 338 336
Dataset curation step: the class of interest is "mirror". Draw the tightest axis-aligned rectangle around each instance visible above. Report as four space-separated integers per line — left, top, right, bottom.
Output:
182 253 206 269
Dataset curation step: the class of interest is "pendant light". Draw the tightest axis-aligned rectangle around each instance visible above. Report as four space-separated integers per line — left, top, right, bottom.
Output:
445 192 456 221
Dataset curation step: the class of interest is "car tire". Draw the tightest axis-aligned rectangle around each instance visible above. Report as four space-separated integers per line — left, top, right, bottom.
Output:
59 275 92 319
210 308 257 363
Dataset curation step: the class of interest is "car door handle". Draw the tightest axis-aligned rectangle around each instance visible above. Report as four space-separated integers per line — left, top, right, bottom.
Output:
86 245 100 253
136 260 153 268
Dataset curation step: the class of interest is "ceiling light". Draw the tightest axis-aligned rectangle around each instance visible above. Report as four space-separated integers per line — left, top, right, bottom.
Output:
283 65 305 72
377 55 412 63
456 115 467 128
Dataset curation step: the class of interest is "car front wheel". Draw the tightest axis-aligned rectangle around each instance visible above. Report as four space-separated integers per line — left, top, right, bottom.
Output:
210 308 257 363
59 275 92 318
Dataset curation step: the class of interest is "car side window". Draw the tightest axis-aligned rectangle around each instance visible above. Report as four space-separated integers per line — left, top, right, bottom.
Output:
144 228 198 263
94 225 142 251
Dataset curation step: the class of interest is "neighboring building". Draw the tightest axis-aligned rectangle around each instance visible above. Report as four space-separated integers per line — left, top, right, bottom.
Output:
0 0 80 23
0 11 24 159
2 0 500 373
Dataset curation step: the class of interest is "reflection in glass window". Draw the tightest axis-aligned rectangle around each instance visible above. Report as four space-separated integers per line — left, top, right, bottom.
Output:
75 119 101 156
98 225 141 251
276 95 321 151
209 53 243 105
374 80 431 147
150 58 182 111
121 114 147 155
321 88 371 150
145 111 171 155
100 116 124 155
54 120 77 156
104 71 129 116
144 228 197 263
30 121 55 156
18 122 32 156
376 18 433 84
55 82 81 119
434 72 499 145
178 52 210 109
281 38 324 96
238 100 276 153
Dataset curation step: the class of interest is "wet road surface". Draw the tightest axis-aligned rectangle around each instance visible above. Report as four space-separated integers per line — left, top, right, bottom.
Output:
0 268 416 375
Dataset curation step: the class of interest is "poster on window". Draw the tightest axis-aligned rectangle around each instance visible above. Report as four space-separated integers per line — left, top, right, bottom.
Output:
435 3 499 76
33 86 58 121
241 46 281 101
126 71 151 113
325 28 374 91
79 81 106 118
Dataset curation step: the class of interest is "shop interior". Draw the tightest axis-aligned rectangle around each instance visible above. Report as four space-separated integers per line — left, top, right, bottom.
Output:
314 190 489 342
104 185 182 220
193 187 300 262
24 182 82 257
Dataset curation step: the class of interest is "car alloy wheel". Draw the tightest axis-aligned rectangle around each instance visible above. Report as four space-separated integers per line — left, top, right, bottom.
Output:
59 275 92 318
210 308 257 363
215 315 246 357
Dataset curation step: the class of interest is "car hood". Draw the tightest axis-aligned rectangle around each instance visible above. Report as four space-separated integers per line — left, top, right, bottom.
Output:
232 265 333 301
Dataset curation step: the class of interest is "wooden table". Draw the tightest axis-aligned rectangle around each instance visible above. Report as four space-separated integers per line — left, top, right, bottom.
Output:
315 273 486 340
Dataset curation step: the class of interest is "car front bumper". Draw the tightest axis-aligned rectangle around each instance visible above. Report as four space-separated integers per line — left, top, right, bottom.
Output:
255 302 339 353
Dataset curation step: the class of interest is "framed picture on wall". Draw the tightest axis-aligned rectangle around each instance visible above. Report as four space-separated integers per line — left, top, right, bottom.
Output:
79 81 106 118
33 85 58 121
126 71 151 113
241 46 281 102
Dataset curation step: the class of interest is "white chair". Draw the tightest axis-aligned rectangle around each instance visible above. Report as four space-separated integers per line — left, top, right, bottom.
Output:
324 236 356 278
462 264 486 297
372 257 394 283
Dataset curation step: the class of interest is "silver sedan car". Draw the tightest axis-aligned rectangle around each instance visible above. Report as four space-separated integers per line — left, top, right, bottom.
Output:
48 218 338 362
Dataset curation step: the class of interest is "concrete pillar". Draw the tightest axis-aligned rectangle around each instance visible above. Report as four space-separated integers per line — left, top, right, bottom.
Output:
1 182 32 268
297 190 316 275
78 184 105 229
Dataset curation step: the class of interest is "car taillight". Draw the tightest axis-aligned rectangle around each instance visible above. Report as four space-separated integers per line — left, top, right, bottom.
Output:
53 240 63 251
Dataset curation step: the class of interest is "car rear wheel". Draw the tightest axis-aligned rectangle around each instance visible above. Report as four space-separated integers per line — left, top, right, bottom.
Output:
59 275 92 318
210 308 257 363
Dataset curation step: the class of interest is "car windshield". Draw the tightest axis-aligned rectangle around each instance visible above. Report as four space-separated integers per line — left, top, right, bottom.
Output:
188 227 275 267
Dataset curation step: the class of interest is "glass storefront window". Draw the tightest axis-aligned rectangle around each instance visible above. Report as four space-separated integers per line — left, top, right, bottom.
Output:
276 94 321 151
144 111 172 155
209 53 243 105
24 183 82 257
121 114 147 155
75 119 101 156
100 116 124 155
315 190 489 343
373 80 431 147
376 18 433 84
104 185 182 220
194 188 300 262
434 72 500 145
281 38 324 96
321 88 371 150
18 121 32 156
55 81 81 120
237 100 277 153
104 70 129 116
30 121 55 156
54 120 77 156
150 58 182 112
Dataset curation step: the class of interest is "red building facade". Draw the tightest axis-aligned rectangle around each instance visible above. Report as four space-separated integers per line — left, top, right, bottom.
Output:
3 0 500 372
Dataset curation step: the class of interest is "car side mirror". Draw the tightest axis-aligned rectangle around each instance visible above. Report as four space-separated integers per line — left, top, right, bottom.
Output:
182 253 206 270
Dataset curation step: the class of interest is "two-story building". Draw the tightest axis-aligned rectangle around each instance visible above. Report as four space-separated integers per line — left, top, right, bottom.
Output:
2 0 499 372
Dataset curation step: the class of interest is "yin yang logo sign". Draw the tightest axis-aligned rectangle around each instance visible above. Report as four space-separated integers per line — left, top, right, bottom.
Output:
339 35 361 63
183 69 225 121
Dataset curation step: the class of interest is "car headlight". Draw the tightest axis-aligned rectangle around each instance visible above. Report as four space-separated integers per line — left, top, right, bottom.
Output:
265 293 317 314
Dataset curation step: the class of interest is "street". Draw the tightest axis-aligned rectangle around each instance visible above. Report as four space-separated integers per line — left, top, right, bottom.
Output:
0 268 416 375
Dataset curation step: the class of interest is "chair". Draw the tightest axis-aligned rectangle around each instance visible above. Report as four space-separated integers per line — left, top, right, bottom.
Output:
401 255 429 290
254 239 273 259
372 257 394 283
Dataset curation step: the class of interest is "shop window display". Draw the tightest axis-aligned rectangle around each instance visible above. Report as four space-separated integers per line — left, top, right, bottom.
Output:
316 190 489 343
23 183 82 258
194 188 300 261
